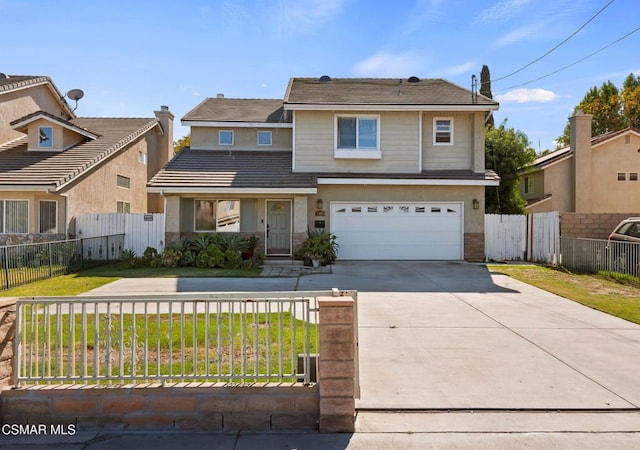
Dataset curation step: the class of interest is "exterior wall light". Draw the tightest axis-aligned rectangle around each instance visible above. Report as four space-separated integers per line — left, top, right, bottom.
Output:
316 198 324 210
472 199 480 210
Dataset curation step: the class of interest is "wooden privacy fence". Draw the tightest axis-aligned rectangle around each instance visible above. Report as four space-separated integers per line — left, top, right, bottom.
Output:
485 212 560 263
75 213 165 256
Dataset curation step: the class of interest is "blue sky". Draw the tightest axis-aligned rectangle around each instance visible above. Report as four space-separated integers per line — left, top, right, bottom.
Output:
1 0 638 152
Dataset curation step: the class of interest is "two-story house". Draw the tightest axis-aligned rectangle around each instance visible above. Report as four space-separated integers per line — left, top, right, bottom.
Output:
149 76 499 260
0 74 174 245
522 110 640 214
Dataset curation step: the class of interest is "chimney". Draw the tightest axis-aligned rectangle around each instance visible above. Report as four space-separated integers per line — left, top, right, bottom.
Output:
570 109 593 213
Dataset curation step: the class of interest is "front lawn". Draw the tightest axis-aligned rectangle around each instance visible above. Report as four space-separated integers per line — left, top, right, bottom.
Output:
488 264 640 325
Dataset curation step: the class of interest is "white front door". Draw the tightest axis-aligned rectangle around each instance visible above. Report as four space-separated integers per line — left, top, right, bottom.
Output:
330 202 463 260
266 200 292 256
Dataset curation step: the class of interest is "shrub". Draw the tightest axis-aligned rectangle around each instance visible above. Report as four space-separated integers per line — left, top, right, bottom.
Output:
120 249 138 269
142 247 158 266
223 249 243 269
195 244 225 269
298 230 339 265
160 249 182 268
222 235 248 253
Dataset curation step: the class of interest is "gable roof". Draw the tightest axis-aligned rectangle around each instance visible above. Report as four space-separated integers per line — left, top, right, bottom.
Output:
0 74 75 118
0 117 159 191
284 77 499 110
182 98 289 124
148 149 316 193
10 110 99 140
532 127 640 169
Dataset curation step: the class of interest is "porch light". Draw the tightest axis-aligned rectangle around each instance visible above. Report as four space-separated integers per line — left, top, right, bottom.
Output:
316 198 324 210
472 199 480 210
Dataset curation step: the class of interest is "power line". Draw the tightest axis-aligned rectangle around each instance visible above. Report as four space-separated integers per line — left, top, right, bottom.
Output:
496 24 640 92
490 0 616 85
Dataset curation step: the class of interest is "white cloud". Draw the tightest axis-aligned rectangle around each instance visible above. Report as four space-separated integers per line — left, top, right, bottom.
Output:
260 83 268 88
492 24 540 48
353 51 426 77
496 88 558 104
435 61 476 77
476 0 532 23
275 0 345 34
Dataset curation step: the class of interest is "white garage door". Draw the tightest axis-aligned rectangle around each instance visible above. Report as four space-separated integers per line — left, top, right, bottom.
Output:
330 202 463 260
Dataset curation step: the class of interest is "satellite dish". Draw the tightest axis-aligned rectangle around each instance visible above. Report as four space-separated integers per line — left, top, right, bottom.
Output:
67 89 84 101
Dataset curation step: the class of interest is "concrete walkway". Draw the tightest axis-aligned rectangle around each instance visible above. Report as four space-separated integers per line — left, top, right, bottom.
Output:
6 261 640 448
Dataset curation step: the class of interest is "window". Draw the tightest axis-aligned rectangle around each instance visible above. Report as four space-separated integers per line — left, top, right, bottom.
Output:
0 200 28 233
524 176 534 194
116 175 131 189
257 131 272 146
433 118 453 145
138 151 147 165
39 200 57 233
195 199 240 232
116 201 131 213
38 126 53 148
618 172 626 181
630 173 638 181
219 130 234 145
337 116 378 149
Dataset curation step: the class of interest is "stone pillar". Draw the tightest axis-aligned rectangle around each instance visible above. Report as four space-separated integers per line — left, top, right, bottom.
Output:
318 297 356 433
0 299 16 390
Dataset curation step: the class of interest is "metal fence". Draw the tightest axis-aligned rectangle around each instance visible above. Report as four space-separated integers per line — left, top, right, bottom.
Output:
13 292 337 386
0 235 124 291
561 237 640 279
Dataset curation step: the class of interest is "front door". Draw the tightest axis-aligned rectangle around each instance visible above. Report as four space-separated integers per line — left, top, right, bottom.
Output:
266 200 291 256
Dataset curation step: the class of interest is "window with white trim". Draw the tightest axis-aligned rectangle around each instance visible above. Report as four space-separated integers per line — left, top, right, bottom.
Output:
116 201 131 213
138 151 147 165
38 126 53 148
0 200 28 234
433 118 453 145
219 130 234 145
39 200 57 233
195 200 240 232
524 176 534 194
336 115 379 150
257 131 272 146
116 175 130 189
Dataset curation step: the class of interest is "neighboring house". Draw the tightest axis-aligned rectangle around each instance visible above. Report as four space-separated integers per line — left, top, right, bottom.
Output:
0 74 174 245
149 77 499 260
522 110 640 214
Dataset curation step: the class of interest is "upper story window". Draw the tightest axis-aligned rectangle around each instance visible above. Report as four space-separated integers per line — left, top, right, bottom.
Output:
524 176 534 194
334 115 381 159
219 130 234 145
38 126 53 148
257 131 272 146
138 151 147 165
116 175 131 189
434 118 453 145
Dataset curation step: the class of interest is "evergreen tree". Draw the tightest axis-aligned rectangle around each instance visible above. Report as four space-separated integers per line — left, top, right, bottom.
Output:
480 65 494 127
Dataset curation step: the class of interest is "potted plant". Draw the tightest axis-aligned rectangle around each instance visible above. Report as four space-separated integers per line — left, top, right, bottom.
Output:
242 235 259 260
304 236 328 268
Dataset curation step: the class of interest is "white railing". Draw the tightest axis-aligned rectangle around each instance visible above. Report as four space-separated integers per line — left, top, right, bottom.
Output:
14 291 355 386
561 237 640 279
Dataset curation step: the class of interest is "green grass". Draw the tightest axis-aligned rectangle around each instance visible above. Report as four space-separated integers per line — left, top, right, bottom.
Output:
488 264 640 325
20 309 316 384
1 262 262 297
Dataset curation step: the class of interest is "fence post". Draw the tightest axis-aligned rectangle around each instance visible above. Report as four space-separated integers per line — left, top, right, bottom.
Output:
2 247 9 290
106 235 110 262
48 242 53 278
80 238 84 271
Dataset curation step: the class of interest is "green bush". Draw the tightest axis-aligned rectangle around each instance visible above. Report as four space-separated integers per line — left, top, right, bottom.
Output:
223 249 243 269
298 230 339 265
160 249 182 268
142 247 158 266
120 249 138 269
195 244 225 269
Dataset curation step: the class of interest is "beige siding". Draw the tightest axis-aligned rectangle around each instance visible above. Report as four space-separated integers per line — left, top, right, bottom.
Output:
191 126 292 151
422 112 478 170
0 84 68 144
293 110 420 173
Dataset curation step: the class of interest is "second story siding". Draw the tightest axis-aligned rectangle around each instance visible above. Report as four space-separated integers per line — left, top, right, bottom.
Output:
191 126 292 151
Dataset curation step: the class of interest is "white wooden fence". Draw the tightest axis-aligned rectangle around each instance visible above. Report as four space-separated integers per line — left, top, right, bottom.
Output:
485 212 560 263
75 213 165 256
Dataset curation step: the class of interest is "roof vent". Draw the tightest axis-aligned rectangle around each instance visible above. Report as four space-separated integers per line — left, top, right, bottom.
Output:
319 75 331 82
0 73 7 79
216 93 224 99
407 76 420 83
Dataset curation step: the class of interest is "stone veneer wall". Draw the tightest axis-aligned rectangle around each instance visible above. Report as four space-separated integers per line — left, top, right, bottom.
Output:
0 234 66 246
0 299 16 390
464 232 485 261
561 213 640 240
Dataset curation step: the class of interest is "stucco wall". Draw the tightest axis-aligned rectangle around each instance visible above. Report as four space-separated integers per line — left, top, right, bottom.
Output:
0 84 68 144
191 126 292 151
0 191 66 236
527 158 574 214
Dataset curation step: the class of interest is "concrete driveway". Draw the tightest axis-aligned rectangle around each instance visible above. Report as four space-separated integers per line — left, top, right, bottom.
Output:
84 261 640 413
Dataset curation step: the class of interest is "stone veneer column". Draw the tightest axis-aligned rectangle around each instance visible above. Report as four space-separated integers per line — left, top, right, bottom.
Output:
318 296 356 433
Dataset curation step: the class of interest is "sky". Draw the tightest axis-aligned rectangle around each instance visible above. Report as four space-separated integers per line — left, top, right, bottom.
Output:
1 0 639 152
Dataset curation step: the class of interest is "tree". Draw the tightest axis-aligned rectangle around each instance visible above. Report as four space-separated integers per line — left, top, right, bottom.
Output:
480 65 494 127
173 134 191 154
557 74 640 146
485 120 536 214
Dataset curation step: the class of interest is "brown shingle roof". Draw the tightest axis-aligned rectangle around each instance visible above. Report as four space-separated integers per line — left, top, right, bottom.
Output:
10 110 98 138
182 98 289 123
148 149 314 190
0 117 159 190
284 77 499 107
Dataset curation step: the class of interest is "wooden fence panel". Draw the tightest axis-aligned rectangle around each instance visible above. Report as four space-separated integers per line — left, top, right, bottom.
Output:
484 214 527 261
528 211 560 264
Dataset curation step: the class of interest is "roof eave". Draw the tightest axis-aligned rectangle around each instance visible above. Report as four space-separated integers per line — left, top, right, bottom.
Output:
283 103 499 112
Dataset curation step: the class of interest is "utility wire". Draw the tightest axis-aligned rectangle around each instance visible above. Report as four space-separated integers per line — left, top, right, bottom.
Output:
496 24 640 92
489 0 616 85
